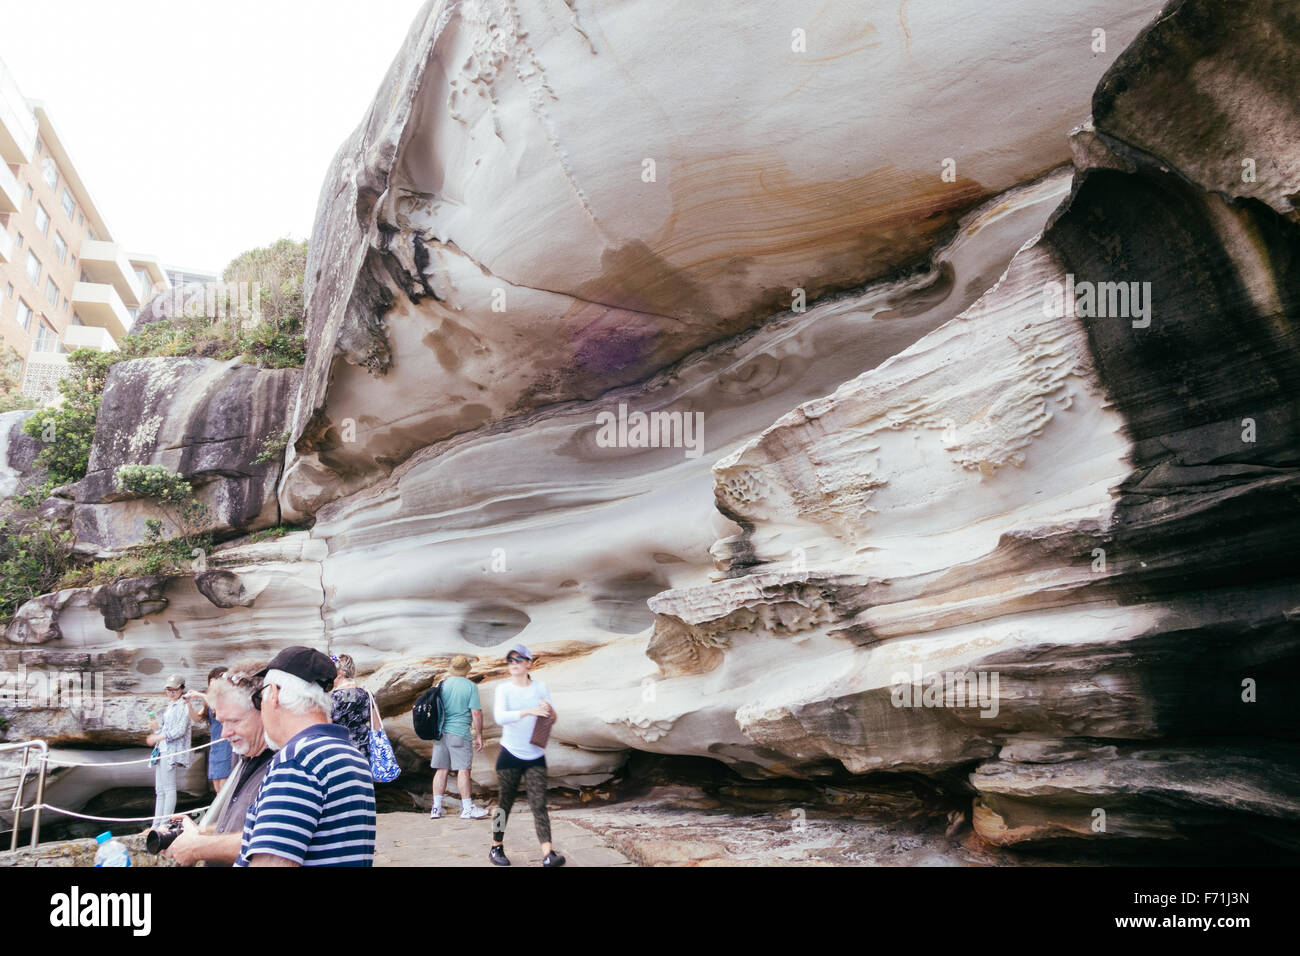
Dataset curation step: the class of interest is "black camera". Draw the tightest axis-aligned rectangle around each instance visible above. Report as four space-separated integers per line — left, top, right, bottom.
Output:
146 818 185 854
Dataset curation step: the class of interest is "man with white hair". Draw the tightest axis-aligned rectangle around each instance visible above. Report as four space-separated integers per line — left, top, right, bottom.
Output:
236 646 376 867
165 659 273 866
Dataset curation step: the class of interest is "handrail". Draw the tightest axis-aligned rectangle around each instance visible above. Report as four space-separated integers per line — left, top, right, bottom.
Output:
1 739 49 851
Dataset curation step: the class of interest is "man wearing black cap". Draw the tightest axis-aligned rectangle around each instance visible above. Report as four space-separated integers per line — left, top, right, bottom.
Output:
235 646 376 867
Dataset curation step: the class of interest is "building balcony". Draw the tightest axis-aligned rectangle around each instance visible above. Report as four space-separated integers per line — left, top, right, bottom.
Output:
0 61 37 165
63 324 118 352
128 253 172 303
79 240 143 307
71 281 130 341
0 159 21 214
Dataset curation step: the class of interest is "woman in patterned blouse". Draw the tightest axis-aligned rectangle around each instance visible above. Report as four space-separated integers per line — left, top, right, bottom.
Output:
329 654 372 761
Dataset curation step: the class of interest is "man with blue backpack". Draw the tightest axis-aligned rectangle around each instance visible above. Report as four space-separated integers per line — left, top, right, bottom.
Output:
421 655 488 819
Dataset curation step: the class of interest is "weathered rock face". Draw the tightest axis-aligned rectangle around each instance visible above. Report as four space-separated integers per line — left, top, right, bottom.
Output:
3 0 1296 856
640 0 1300 845
1088 0 1300 220
0 410 45 501
64 357 298 556
131 283 211 332
279 0 1166 521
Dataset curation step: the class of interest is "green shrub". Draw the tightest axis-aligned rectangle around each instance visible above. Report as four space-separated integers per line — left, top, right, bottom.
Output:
115 464 195 503
250 429 291 467
246 523 297 543
0 517 75 622
114 465 211 555
20 348 115 487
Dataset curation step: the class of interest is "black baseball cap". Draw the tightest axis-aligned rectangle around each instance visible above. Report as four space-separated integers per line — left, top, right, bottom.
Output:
256 646 337 692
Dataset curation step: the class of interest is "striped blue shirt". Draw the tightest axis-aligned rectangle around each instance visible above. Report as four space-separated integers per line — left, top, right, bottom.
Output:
236 723 376 867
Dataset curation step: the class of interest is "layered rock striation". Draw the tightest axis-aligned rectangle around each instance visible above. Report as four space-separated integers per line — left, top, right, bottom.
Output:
3 0 1296 855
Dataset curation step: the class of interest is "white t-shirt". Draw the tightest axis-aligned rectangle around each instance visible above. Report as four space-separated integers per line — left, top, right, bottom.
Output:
493 679 552 761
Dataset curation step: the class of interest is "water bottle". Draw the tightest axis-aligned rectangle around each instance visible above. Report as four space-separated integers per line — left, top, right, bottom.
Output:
93 830 131 867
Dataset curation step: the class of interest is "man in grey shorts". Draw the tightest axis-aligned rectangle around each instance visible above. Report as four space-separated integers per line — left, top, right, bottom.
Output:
431 655 489 819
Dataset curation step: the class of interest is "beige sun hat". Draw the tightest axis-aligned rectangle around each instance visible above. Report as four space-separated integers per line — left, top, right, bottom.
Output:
449 655 471 676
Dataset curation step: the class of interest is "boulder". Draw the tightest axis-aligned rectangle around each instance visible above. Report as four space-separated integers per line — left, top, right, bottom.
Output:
66 356 297 555
0 409 46 501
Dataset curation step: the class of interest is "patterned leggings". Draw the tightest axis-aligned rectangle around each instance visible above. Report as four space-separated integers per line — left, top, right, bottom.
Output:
493 764 551 845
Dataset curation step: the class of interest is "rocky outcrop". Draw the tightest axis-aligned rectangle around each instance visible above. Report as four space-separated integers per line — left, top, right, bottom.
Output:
0 409 45 500
64 356 297 556
971 740 1300 852
0 831 178 867
4 0 1295 856
635 0 1300 845
131 283 211 332
1088 0 1299 219
279 0 1166 521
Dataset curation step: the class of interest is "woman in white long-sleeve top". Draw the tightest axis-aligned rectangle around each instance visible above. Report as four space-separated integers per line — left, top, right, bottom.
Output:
489 644 564 867
146 674 193 828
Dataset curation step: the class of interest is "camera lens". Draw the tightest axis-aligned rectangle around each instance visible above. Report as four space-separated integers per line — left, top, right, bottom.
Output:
146 820 184 854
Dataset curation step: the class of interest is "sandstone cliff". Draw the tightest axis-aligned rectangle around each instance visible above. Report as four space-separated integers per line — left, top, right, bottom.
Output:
3 0 1296 857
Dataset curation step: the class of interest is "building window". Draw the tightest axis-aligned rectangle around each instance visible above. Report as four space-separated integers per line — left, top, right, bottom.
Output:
35 140 42 154
17 300 33 333
128 307 139 321
41 158 58 190
72 313 83 326
53 232 67 263
45 277 59 307
62 298 69 312
77 212 84 227
34 203 50 236
61 189 75 219
25 250 40 283
15 232 22 249
34 321 56 353
24 184 32 200
4 283 11 298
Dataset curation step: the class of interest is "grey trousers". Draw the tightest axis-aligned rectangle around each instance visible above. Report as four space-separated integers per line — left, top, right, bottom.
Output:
153 760 177 829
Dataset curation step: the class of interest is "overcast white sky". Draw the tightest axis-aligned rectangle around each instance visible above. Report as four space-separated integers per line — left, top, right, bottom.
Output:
1 0 429 273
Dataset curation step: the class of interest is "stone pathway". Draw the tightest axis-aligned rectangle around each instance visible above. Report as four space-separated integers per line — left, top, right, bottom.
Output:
374 803 634 867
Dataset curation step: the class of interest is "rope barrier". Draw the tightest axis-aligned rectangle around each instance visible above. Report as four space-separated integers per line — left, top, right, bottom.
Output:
0 802 212 839
37 738 222 768
27 803 211 823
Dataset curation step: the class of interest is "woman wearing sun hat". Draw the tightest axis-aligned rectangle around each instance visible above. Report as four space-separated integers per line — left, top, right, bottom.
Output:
146 674 193 828
489 644 564 867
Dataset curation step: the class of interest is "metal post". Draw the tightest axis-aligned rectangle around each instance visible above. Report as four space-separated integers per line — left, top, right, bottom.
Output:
2 740 49 852
8 747 27 854
28 741 48 849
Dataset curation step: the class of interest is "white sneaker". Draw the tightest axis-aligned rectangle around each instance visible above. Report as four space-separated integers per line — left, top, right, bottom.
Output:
429 806 445 819
461 804 489 819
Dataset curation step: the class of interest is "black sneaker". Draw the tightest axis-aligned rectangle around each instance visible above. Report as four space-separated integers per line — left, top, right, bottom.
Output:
489 845 511 867
542 850 566 867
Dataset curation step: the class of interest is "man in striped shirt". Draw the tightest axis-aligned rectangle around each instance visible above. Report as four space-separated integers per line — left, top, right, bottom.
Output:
236 646 376 867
